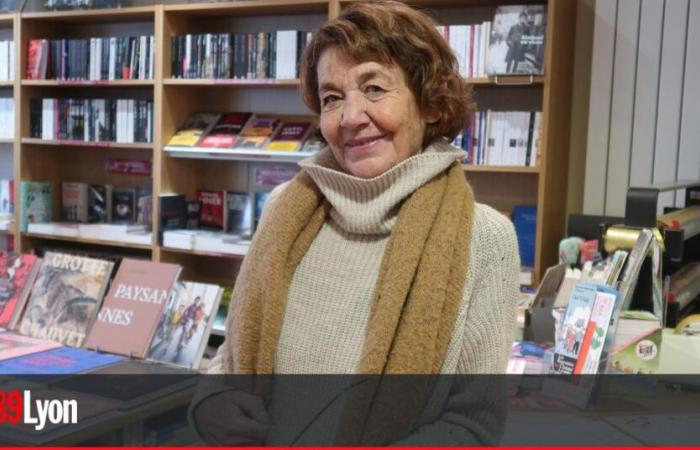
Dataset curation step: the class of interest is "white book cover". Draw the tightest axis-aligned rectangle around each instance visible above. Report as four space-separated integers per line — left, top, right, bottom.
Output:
116 100 125 142
473 24 480 79
108 37 116 80
140 36 147 80
89 38 96 81
532 111 542 167
185 34 192 78
9 40 14 81
449 25 468 77
149 36 155 80
465 25 472 78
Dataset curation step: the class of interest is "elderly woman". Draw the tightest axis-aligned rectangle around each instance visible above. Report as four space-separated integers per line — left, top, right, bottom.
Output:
193 0 520 445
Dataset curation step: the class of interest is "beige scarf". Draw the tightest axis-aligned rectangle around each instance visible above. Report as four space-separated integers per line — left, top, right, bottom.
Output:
222 160 475 376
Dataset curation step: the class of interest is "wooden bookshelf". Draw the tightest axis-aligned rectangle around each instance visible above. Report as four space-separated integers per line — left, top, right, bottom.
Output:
21 79 155 87
23 231 152 250
21 138 154 149
8 0 576 288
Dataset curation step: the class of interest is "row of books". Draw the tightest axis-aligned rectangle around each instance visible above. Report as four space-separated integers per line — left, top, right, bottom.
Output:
29 98 154 143
0 40 13 81
27 36 155 81
0 251 224 371
454 110 542 167
437 22 492 79
0 98 13 140
62 182 151 226
171 31 311 80
167 112 321 152
159 190 269 241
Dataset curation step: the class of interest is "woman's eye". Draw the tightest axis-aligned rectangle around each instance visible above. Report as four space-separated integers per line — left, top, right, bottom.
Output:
321 95 341 107
365 85 385 95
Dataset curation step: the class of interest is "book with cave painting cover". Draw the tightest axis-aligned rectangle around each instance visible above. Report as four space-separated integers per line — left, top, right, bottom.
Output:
0 252 41 330
85 259 182 358
18 252 114 347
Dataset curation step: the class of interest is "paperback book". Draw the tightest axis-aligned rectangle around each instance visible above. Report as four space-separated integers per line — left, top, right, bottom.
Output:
167 112 220 147
18 252 114 347
0 347 122 374
487 5 547 75
0 253 41 329
0 331 61 362
84 259 182 358
148 281 222 370
199 112 252 148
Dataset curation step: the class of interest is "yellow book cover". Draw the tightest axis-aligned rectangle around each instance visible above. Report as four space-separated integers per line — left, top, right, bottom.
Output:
167 113 221 147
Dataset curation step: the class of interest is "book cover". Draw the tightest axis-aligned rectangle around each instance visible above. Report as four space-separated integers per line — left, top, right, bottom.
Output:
573 287 619 374
84 258 182 358
199 112 252 148
20 181 52 233
266 121 313 152
225 191 253 236
0 347 122 374
486 5 547 75
158 194 187 245
0 252 41 329
61 181 89 223
112 187 136 224
300 125 323 153
552 282 597 375
148 281 222 370
197 189 225 230
186 200 200 230
136 186 152 226
18 251 115 347
0 331 61 362
166 112 220 147
233 116 281 149
87 184 111 223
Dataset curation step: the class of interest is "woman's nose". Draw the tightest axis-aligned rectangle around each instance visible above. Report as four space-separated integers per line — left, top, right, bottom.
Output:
340 92 369 129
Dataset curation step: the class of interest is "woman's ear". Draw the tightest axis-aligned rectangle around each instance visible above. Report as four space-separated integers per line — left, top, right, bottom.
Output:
424 109 440 124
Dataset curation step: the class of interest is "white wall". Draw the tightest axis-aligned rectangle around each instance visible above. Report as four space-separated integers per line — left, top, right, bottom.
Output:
583 0 700 216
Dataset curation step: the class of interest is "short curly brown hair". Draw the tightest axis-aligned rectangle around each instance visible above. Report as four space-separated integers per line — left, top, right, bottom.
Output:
299 0 475 144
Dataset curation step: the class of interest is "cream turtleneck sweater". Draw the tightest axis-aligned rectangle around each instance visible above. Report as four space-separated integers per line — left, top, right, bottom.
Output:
207 139 520 375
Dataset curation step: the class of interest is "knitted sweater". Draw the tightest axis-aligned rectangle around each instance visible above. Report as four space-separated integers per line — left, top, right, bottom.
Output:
199 140 520 445
208 139 520 375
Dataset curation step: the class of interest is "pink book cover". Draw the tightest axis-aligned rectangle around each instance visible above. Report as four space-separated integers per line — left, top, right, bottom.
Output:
0 331 62 362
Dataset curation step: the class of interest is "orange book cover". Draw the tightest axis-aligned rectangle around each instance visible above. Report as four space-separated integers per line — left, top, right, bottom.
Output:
84 258 182 358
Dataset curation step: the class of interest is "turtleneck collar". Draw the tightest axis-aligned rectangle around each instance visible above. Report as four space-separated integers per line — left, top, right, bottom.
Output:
298 139 465 235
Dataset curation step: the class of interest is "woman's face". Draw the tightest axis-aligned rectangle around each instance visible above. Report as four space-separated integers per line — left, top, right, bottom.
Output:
317 47 431 178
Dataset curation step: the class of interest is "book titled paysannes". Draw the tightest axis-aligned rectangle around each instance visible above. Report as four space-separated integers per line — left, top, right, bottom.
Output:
167 112 220 147
266 121 313 152
84 259 182 358
233 116 281 149
18 252 114 347
199 112 252 148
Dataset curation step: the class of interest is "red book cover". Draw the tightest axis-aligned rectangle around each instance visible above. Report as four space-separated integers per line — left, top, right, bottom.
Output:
199 113 253 148
0 253 40 329
197 190 225 230
26 39 46 80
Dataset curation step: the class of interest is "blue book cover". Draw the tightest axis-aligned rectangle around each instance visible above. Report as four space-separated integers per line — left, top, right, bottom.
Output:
0 347 123 374
512 205 537 267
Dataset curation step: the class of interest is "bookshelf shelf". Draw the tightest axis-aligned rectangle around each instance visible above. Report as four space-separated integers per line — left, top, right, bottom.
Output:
467 75 545 86
21 79 155 87
0 138 13 144
164 0 329 16
163 78 300 87
21 138 154 150
161 246 248 259
0 81 13 87
0 14 13 25
21 6 155 23
23 232 152 251
463 165 540 174
164 146 311 164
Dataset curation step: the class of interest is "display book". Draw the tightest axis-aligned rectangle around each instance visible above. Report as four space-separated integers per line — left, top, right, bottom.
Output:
0 250 223 373
510 229 663 376
167 112 319 153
